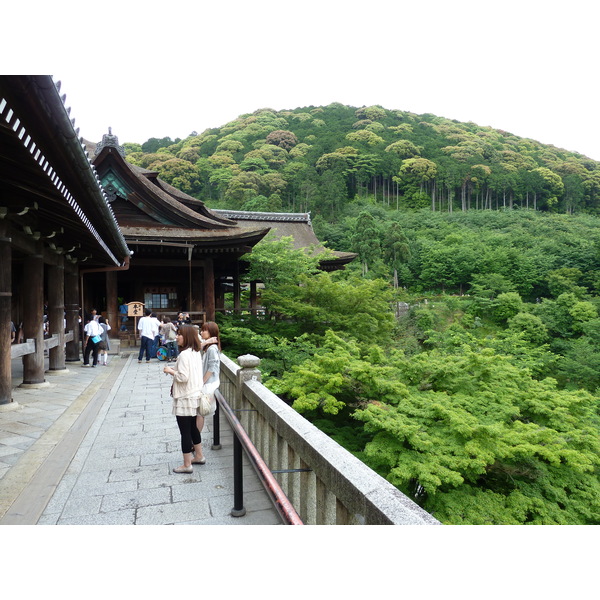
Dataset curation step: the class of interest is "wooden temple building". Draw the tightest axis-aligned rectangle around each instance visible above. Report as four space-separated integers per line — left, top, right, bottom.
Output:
0 75 130 405
1 75 356 405
85 130 356 328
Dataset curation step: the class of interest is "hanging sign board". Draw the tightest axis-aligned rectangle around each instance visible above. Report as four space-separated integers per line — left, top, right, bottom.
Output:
127 302 144 317
126 302 144 346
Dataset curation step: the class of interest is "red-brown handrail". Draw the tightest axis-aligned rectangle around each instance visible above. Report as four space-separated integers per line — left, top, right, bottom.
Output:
215 389 304 525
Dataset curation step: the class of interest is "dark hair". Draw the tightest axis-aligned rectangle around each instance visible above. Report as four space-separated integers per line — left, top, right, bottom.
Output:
178 325 202 352
200 321 221 351
163 316 171 323
98 316 106 324
144 308 152 316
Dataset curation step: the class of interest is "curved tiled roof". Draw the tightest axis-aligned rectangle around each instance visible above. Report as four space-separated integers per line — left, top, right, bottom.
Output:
94 147 235 229
87 131 356 269
212 209 357 266
0 76 130 266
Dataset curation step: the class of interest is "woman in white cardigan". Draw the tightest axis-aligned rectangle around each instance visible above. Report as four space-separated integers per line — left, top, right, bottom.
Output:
163 325 204 473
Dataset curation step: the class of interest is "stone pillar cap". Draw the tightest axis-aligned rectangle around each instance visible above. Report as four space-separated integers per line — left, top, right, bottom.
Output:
237 354 261 368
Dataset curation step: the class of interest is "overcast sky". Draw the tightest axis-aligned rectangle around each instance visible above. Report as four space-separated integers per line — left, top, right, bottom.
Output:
3 0 593 577
5 0 599 162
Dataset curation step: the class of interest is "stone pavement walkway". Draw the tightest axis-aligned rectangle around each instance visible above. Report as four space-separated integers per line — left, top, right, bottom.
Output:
0 351 281 525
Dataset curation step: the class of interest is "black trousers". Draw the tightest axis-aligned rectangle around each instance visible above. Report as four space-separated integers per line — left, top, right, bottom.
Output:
83 339 99 366
175 415 201 454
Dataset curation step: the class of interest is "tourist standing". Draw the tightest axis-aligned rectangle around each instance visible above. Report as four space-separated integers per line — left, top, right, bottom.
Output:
82 314 103 367
98 316 111 365
194 321 221 464
161 316 178 361
150 312 162 358
163 326 204 473
137 308 158 363
119 301 128 331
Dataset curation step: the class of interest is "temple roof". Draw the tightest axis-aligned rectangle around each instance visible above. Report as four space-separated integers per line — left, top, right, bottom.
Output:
0 76 130 267
93 144 237 230
88 131 273 262
212 209 358 268
87 129 356 269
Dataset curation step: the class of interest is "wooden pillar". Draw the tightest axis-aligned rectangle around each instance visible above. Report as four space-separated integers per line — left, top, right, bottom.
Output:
22 249 45 385
215 279 225 312
65 261 80 362
190 264 203 312
250 280 258 317
204 258 215 322
106 270 118 336
0 221 12 405
233 264 241 313
48 256 66 371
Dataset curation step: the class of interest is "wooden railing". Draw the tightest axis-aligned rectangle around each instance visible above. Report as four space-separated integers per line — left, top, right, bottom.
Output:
218 353 440 526
10 331 74 359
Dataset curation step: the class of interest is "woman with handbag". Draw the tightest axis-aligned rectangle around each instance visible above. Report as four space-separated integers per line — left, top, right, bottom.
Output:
194 321 222 464
161 316 178 362
163 325 205 474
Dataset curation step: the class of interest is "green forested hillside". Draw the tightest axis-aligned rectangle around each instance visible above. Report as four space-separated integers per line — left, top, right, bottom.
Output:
126 106 600 525
124 103 600 216
220 217 600 525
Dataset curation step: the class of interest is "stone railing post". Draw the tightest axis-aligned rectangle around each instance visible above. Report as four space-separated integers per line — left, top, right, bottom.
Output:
236 354 261 430
237 354 261 391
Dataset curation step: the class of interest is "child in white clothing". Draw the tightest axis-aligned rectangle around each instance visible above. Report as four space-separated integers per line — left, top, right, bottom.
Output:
98 316 111 365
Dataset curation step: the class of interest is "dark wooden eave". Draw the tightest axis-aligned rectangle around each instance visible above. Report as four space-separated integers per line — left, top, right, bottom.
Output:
90 136 272 259
0 75 130 267
93 147 236 229
123 224 271 257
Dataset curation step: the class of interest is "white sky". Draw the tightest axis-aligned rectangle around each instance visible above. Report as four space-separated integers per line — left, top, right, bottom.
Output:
4 0 599 162
3 0 595 573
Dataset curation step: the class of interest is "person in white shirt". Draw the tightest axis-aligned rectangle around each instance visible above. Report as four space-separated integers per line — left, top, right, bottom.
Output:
149 312 162 358
138 308 158 363
82 315 103 367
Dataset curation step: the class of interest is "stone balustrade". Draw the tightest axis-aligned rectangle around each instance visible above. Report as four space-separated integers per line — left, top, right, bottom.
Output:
219 353 440 526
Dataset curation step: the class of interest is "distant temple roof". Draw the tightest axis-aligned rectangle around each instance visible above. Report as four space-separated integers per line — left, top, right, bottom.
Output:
86 129 356 269
212 209 357 269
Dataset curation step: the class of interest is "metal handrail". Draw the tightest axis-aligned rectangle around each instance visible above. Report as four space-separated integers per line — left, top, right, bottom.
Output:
215 389 304 525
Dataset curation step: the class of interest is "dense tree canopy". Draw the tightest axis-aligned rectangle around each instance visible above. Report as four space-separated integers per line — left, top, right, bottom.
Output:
125 103 600 218
221 210 600 524
127 105 600 525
